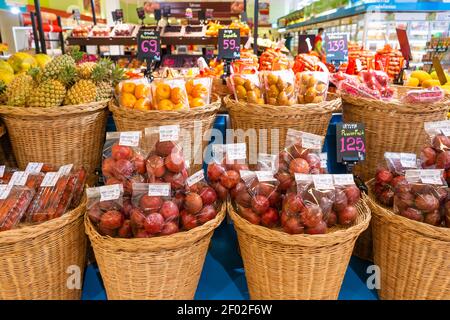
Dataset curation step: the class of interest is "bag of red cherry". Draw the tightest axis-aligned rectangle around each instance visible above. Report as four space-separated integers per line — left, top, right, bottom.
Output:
87 184 132 238
131 182 180 238
332 174 361 227
102 131 147 195
422 121 450 184
278 129 327 178
182 170 219 230
145 125 189 192
394 169 448 227
374 152 418 207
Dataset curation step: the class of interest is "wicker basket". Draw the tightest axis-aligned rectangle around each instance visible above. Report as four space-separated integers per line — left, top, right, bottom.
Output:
224 96 341 157
109 97 221 173
85 202 226 300
366 188 450 299
342 91 449 181
0 121 16 167
0 101 108 174
0 198 87 300
212 77 232 113
228 200 371 299
352 225 373 262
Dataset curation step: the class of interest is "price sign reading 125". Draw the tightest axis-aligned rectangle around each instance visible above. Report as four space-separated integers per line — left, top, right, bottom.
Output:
218 29 240 60
336 123 366 163
138 30 161 62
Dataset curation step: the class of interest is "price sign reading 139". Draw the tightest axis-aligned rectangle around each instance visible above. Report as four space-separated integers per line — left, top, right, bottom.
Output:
336 123 366 163
218 29 240 60
138 30 161 62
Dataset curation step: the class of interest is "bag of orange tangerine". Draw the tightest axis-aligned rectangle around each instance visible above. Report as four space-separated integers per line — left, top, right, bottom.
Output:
152 78 190 111
186 77 212 108
116 78 153 111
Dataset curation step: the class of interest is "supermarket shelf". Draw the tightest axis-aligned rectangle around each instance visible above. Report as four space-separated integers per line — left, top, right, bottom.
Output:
67 36 249 46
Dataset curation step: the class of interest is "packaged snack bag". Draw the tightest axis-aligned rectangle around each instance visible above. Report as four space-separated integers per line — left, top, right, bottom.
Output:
0 185 35 232
86 184 131 238
261 70 296 106
152 78 189 111
117 78 153 111
230 73 265 104
186 77 212 108
403 87 445 104
296 71 329 104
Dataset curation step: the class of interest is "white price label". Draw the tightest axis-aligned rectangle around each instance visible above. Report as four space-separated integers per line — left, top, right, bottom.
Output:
294 173 312 183
0 184 13 200
8 171 29 186
255 171 276 182
384 152 400 161
57 164 74 176
424 120 450 136
159 125 180 142
400 153 417 169
25 162 43 174
148 183 171 197
40 172 60 187
226 143 247 161
0 165 5 178
333 174 355 186
301 132 323 150
258 153 278 172
239 170 256 183
420 170 444 185
313 174 335 190
99 184 122 202
119 131 141 147
320 153 328 169
187 170 205 187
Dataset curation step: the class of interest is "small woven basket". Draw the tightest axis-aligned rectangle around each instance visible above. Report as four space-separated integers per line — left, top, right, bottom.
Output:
0 101 108 174
109 97 221 173
342 91 449 181
224 96 341 156
0 198 87 300
228 200 371 299
85 202 226 300
366 184 450 300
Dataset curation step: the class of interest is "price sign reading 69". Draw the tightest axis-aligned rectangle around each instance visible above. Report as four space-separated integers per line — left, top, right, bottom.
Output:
218 29 240 60
138 30 161 62
336 123 366 163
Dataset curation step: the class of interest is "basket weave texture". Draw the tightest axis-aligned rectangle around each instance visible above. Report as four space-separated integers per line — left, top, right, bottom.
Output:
85 202 226 300
0 101 108 174
366 184 450 300
0 121 16 167
0 198 87 300
342 92 449 181
228 200 371 300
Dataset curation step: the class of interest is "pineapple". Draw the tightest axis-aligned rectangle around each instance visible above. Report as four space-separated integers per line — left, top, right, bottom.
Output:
95 81 113 101
0 81 7 104
28 79 66 108
64 79 97 105
42 54 76 81
77 62 96 79
91 59 124 101
6 73 33 107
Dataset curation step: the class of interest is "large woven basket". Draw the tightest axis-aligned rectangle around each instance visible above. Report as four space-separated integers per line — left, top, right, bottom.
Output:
0 101 108 174
342 90 449 181
228 200 371 299
366 186 450 300
109 97 221 173
0 198 87 300
0 121 16 167
224 96 341 157
212 77 232 113
85 202 226 300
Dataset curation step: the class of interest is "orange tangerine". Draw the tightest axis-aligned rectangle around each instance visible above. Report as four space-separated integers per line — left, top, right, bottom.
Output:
157 99 174 111
155 83 171 100
170 87 184 104
134 98 151 111
185 79 195 95
173 102 185 110
135 84 150 99
235 85 247 99
191 84 208 99
122 82 136 94
190 97 205 108
119 93 137 108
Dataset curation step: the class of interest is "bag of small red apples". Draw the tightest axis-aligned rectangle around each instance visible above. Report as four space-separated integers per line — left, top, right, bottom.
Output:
393 169 449 228
102 131 147 195
373 152 418 207
87 184 133 238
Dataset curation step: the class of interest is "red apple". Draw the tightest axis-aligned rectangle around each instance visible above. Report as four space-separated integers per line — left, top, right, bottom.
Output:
261 208 279 228
144 213 165 234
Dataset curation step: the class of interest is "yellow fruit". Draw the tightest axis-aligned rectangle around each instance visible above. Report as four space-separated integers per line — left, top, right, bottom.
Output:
157 99 174 110
247 91 258 103
34 54 52 69
170 87 184 104
233 76 245 86
244 80 255 91
441 85 450 94
134 98 151 111
410 70 431 85
406 77 419 87
268 85 279 98
277 78 287 91
422 79 441 89
268 98 277 105
120 93 137 108
235 85 247 99
0 72 14 85
190 97 205 108
135 84 150 99
267 74 278 86
7 52 37 73
277 92 289 106
191 84 208 99
257 98 265 104
122 82 136 94
0 60 14 75
185 79 194 95
430 71 438 80
253 87 261 98
156 83 171 100
304 87 317 103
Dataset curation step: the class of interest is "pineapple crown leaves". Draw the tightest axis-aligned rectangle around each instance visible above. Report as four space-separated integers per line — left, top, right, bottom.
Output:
0 80 6 95
58 65 77 88
67 46 85 63
27 67 42 82
111 65 126 86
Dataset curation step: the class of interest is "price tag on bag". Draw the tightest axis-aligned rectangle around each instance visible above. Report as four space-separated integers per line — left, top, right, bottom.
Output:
226 143 247 161
138 30 161 62
0 165 5 178
255 171 277 182
119 131 141 147
25 162 43 174
294 173 312 183
8 171 29 186
99 184 122 202
159 125 180 142
0 184 13 200
58 164 74 176
419 170 444 185
320 153 328 169
301 132 324 150
400 153 417 169
313 174 334 190
41 172 60 187
336 123 366 163
148 183 171 197
333 174 355 186
186 170 205 187
218 29 240 60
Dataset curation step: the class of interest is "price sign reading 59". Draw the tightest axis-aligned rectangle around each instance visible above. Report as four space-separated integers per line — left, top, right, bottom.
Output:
336 123 366 163
218 29 240 60
137 30 161 62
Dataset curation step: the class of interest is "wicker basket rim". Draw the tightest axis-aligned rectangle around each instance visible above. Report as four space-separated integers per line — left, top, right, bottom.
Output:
85 202 226 251
0 197 86 244
228 200 371 247
365 181 450 242
224 95 342 114
341 93 450 113
0 100 109 117
109 94 221 117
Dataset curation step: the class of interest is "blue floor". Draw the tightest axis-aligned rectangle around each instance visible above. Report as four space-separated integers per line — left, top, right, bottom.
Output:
81 220 378 300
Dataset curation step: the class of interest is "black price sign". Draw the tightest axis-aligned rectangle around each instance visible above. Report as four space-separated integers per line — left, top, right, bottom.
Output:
137 7 145 20
298 35 315 54
325 34 348 63
218 29 240 60
336 123 366 163
115 9 123 21
72 9 80 21
396 28 412 62
138 30 161 62
111 10 117 22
